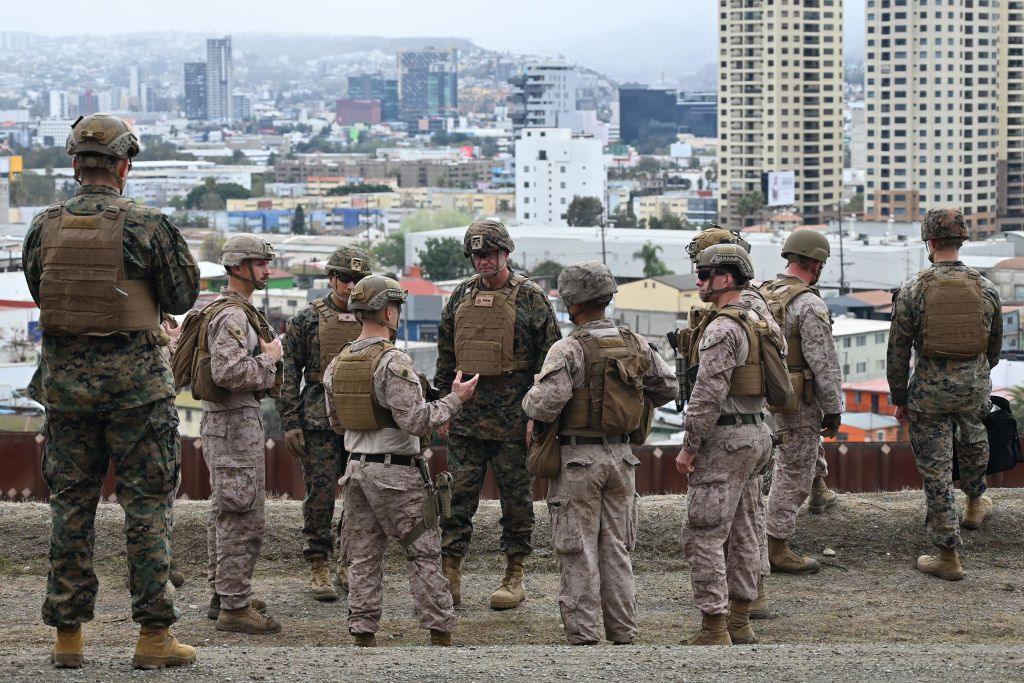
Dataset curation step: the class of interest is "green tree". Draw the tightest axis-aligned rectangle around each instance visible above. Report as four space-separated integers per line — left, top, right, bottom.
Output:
417 237 472 281
184 178 252 210
373 230 407 273
566 195 604 227
635 156 662 175
325 183 392 196
1009 386 1024 434
291 204 306 235
529 259 564 279
610 203 637 228
170 211 210 228
737 190 765 226
9 173 56 206
633 241 673 277
647 211 688 230
401 209 473 233
200 231 226 262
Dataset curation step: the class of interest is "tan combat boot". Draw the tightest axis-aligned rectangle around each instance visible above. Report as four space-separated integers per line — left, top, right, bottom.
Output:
131 625 196 670
443 555 463 606
207 593 267 620
749 577 770 620
685 613 732 646
430 629 454 646
310 558 339 602
51 625 83 669
807 476 839 515
768 536 821 574
168 568 186 588
353 632 377 647
916 547 965 581
334 558 349 594
489 554 526 610
216 605 282 634
728 600 757 645
962 495 993 530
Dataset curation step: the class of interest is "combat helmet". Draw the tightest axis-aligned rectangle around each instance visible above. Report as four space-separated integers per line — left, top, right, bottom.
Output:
921 208 969 242
781 228 831 263
557 260 618 307
220 233 275 266
696 243 756 283
463 219 515 256
348 275 407 312
685 224 751 262
66 114 140 160
326 246 372 278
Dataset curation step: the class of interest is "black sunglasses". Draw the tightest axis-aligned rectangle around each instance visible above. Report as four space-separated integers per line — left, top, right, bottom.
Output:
335 273 365 284
696 268 726 281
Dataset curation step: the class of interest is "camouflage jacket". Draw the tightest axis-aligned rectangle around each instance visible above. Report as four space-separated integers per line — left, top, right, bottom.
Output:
522 318 678 423
276 294 346 432
435 269 561 440
887 261 1002 413
23 185 199 412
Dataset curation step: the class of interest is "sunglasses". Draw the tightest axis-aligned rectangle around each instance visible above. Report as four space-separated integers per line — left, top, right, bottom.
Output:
696 268 726 281
335 273 365 284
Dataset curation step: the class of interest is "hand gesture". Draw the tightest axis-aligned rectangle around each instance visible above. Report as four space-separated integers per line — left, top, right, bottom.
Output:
675 449 695 476
452 370 479 403
260 337 283 363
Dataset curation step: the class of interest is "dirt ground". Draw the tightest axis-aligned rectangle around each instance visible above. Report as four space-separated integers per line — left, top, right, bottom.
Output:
1 488 1023 681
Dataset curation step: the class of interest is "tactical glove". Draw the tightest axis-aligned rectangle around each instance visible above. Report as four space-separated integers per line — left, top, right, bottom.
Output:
820 413 842 439
284 428 306 455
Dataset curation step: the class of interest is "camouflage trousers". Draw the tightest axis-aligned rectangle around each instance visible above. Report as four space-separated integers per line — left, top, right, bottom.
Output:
297 429 347 563
442 434 534 559
754 476 770 576
341 459 455 635
767 404 826 539
201 407 266 610
909 409 988 549
547 442 640 645
682 422 772 615
42 397 180 628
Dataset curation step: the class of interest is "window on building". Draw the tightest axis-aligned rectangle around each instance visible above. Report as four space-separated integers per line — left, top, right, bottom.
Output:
856 335 866 346
856 362 867 373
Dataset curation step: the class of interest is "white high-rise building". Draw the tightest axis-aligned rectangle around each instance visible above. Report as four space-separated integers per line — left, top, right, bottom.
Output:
717 0 844 227
999 3 1024 232
865 1 1000 237
206 36 233 122
515 128 607 226
508 62 578 135
48 91 69 119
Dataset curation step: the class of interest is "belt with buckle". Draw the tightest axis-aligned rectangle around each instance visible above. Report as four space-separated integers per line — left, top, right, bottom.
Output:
559 434 630 446
716 413 765 427
352 453 417 466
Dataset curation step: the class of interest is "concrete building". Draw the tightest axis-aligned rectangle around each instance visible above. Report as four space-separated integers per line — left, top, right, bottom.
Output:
206 37 233 122
232 94 254 121
832 317 891 384
717 0 844 228
514 128 607 226
336 99 381 126
347 73 399 121
398 48 458 123
612 274 700 336
999 4 1024 232
618 86 717 148
508 62 578 135
865 1 999 237
184 62 207 120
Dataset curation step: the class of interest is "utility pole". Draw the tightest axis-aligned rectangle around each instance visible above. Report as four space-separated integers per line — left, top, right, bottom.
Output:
600 219 607 266
836 202 848 294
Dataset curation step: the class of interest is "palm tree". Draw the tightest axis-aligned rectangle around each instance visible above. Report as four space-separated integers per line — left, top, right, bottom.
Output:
633 241 672 277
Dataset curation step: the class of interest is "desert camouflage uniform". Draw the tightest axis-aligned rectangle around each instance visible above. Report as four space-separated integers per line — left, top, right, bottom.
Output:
202 289 279 610
435 271 561 559
765 276 843 540
324 339 460 636
523 319 677 644
682 304 773 615
23 185 199 628
276 295 351 563
888 261 1002 549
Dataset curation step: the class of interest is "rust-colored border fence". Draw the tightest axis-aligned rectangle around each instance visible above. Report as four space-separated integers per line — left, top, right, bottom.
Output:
1 433 1021 502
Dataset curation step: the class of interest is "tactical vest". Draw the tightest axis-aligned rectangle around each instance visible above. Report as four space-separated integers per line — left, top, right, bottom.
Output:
759 277 816 372
920 268 989 360
453 273 532 376
559 327 650 437
686 307 766 399
309 298 361 382
330 339 400 431
38 199 160 336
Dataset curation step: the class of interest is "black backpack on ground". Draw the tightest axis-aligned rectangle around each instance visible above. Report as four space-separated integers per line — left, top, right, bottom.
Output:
953 395 1024 480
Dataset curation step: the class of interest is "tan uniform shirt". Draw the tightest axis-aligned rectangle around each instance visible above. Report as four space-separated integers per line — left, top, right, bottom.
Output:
324 336 463 455
202 289 279 412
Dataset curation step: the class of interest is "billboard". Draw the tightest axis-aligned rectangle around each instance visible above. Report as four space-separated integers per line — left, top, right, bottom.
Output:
763 170 796 207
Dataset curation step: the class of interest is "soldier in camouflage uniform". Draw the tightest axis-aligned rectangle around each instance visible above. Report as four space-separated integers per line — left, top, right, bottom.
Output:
760 229 844 575
685 226 776 618
676 245 774 646
523 261 677 645
324 275 477 646
277 246 371 601
888 208 1002 581
435 220 561 610
23 114 199 669
202 234 283 633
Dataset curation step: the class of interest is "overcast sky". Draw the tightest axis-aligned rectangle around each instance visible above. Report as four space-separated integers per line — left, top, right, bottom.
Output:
7 0 867 81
